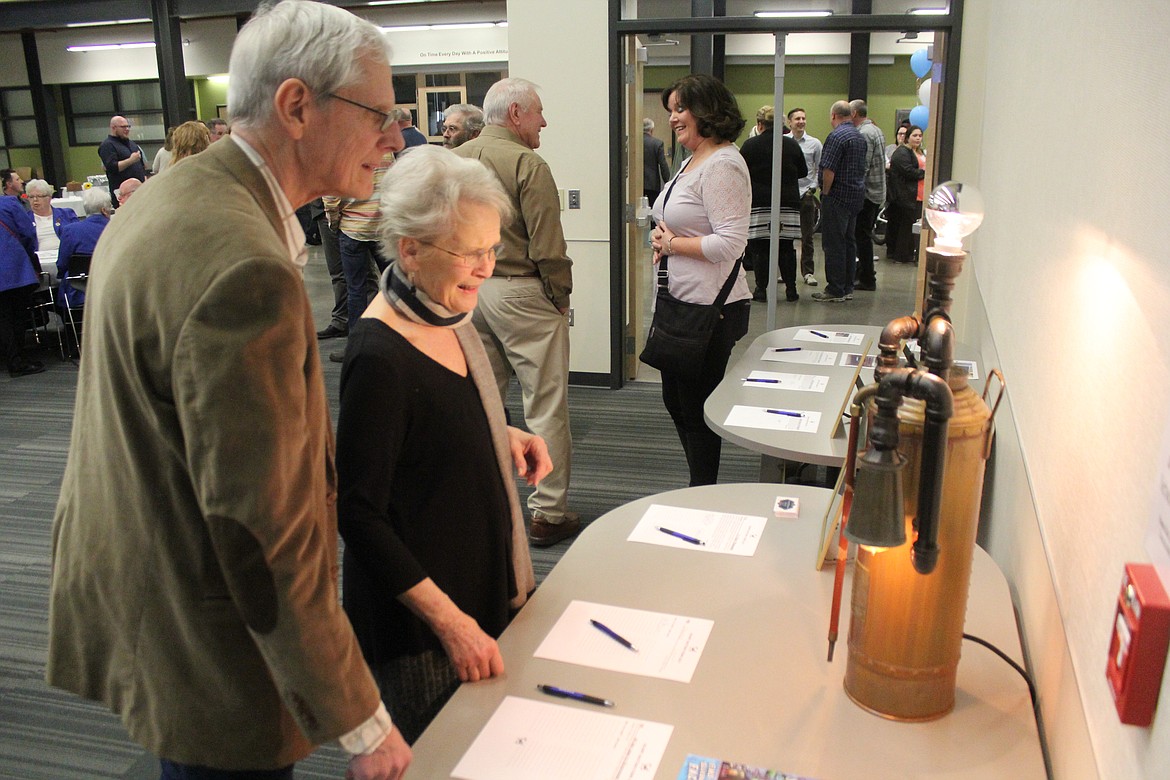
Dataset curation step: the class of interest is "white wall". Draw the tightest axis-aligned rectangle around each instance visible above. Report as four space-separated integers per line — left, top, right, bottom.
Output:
506 0 612 376
953 1 1170 777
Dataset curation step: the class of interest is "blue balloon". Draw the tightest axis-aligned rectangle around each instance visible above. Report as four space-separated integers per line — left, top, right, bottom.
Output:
910 48 932 78
909 105 930 130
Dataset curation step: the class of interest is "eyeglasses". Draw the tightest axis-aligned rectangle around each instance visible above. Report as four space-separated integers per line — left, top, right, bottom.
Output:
418 238 503 268
27 194 50 199
327 93 396 132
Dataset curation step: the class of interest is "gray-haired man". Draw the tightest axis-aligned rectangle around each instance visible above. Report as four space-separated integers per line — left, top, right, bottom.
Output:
442 103 485 149
47 2 411 777
453 77 579 547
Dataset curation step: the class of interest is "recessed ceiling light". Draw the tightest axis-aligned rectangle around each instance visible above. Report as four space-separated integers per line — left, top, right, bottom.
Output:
754 10 833 18
380 21 506 33
66 18 151 28
67 42 157 52
908 7 948 14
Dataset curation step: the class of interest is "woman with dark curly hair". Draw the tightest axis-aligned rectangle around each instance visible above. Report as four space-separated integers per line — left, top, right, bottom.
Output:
649 73 751 486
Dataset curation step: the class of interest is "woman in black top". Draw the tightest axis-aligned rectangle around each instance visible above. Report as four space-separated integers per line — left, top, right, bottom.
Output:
336 146 551 743
886 125 927 263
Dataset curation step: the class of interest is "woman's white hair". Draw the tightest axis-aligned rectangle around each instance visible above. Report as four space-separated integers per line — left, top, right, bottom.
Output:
481 78 541 127
227 0 392 130
81 188 111 215
377 146 513 258
25 179 53 197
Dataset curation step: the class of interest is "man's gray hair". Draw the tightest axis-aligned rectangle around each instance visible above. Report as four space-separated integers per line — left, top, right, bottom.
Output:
227 0 392 130
445 103 485 135
482 78 541 127
831 100 853 119
378 146 513 258
82 187 112 215
643 117 654 133
849 99 868 117
25 178 53 197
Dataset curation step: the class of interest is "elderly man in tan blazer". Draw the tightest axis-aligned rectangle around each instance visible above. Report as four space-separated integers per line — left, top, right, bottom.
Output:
46 3 410 779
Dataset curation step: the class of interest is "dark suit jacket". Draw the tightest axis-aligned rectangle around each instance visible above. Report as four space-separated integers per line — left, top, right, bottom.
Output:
47 137 380 769
643 133 670 191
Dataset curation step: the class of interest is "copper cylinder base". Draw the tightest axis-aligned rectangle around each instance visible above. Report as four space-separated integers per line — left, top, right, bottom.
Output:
843 372 991 721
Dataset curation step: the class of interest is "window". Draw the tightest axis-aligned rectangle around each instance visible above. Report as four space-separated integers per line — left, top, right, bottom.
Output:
0 88 37 168
62 80 187 163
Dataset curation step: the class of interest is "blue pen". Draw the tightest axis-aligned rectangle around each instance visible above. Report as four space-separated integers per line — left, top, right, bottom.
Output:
743 377 779 384
766 409 803 418
656 526 705 546
590 619 638 652
537 684 614 707
771 347 802 352
810 330 829 338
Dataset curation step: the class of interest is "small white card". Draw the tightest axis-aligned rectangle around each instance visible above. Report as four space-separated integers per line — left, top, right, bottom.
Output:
740 370 829 393
723 404 821 433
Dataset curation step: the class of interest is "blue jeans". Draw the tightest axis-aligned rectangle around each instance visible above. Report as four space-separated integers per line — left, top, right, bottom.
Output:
340 233 387 327
820 197 860 297
159 759 293 780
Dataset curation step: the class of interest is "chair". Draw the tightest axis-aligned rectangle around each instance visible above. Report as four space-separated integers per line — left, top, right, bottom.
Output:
62 252 92 357
28 270 65 359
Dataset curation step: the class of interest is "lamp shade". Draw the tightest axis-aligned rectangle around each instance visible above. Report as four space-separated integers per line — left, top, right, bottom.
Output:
846 447 907 549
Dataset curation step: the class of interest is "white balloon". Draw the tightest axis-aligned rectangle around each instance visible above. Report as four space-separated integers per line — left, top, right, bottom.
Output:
918 79 932 109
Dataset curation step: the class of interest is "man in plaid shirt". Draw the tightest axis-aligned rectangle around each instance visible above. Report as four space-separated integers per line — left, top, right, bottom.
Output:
850 99 886 292
812 100 867 302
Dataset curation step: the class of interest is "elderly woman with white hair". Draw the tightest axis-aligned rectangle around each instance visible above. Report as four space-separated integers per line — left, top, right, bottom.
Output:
336 144 551 743
56 188 111 310
25 178 78 268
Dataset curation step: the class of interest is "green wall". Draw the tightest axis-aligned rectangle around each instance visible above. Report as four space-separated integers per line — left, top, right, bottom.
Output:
646 56 921 146
194 78 229 121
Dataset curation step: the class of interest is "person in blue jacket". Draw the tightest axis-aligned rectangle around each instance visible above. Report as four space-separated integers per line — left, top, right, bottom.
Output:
57 188 112 311
0 188 41 376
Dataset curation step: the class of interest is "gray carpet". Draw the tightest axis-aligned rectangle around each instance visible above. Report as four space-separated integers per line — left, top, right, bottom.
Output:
0 343 758 779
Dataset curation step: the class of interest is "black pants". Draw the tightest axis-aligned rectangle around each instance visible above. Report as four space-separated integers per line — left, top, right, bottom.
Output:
854 198 881 285
660 300 750 486
0 285 32 370
747 237 797 297
887 201 921 263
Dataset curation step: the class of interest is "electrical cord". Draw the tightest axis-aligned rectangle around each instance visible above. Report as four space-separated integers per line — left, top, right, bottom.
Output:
962 632 1037 709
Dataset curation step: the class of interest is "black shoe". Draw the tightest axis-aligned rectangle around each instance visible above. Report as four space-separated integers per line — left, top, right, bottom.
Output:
8 358 46 377
752 289 767 302
328 351 345 363
854 282 876 291
316 324 348 340
786 289 800 302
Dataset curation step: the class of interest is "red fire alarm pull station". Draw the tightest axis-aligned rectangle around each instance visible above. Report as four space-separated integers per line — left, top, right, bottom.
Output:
1106 563 1170 726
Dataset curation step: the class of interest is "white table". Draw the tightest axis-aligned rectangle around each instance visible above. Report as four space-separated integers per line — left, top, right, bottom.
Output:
51 196 85 218
407 483 1046 779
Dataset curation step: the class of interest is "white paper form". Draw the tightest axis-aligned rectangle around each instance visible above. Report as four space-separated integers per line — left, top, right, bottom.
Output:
723 404 821 433
760 347 838 366
740 369 829 393
628 503 768 556
534 600 713 683
794 328 865 346
451 696 673 780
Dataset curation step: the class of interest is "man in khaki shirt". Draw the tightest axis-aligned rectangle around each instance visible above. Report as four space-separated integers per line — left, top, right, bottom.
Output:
453 77 578 546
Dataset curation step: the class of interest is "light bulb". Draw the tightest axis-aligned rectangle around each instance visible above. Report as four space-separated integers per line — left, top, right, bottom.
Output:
924 181 984 251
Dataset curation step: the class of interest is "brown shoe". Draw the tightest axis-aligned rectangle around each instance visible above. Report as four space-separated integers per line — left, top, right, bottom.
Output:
529 511 581 547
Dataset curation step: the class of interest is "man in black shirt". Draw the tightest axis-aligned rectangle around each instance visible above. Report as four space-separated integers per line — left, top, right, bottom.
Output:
97 115 147 194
